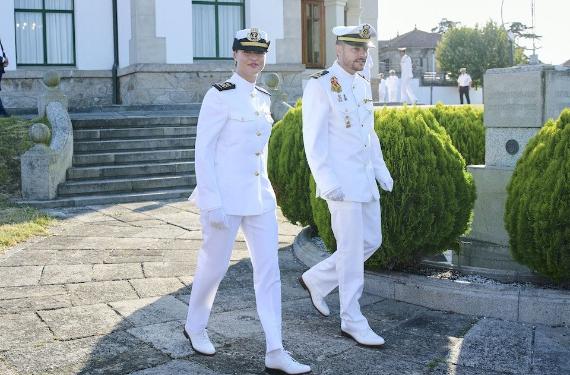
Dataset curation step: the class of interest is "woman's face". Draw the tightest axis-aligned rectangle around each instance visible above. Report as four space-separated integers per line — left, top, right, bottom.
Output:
234 50 266 82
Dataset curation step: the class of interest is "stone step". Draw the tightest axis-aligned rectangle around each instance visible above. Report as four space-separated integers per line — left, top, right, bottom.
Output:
17 188 193 208
66 161 195 180
72 148 194 167
74 126 196 141
58 174 195 196
74 137 196 153
71 115 198 130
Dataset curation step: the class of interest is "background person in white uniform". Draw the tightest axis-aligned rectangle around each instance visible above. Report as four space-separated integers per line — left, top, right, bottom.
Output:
185 28 310 375
399 47 417 104
386 69 400 103
377 72 387 104
300 23 393 348
457 67 472 104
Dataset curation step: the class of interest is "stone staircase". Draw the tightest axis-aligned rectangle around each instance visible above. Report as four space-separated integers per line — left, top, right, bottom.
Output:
26 110 200 208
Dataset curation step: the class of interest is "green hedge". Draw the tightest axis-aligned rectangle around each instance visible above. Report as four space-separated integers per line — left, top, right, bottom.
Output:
505 109 570 282
268 101 315 227
310 107 476 269
0 117 49 194
429 103 485 165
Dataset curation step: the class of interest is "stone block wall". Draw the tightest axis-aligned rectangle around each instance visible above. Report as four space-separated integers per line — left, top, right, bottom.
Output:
0 63 305 111
1 70 113 110
118 63 305 106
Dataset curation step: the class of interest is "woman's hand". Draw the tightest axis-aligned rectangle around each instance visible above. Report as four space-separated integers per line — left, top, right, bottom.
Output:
207 208 229 229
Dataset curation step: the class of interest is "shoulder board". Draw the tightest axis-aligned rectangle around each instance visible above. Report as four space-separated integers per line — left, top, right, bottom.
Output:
310 70 329 79
212 82 236 91
255 86 271 96
357 73 369 82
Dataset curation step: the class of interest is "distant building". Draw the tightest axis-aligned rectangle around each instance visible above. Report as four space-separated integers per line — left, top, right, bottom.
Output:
377 28 441 76
563 59 570 67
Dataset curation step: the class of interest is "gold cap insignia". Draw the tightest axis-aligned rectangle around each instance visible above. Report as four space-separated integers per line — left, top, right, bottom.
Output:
247 28 261 42
359 24 371 39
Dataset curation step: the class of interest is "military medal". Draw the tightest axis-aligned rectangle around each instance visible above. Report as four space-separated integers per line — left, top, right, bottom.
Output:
344 115 351 128
330 76 342 93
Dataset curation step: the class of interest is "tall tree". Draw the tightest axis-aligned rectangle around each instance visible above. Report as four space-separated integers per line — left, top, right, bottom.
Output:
431 18 461 34
436 21 511 86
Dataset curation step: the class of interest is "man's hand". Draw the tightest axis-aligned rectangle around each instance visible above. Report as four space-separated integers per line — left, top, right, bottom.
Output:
207 208 229 229
324 188 345 201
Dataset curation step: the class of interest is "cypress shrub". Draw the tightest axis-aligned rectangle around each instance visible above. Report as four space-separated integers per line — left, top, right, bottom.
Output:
268 101 315 227
310 107 476 269
429 103 485 165
505 109 570 282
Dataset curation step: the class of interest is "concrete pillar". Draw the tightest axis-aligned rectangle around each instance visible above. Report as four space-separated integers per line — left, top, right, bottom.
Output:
129 0 166 64
275 0 302 64
359 0 379 76
324 0 347 66
345 0 360 25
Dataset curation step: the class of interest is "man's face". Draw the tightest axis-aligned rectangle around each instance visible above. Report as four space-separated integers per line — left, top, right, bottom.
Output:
336 42 368 75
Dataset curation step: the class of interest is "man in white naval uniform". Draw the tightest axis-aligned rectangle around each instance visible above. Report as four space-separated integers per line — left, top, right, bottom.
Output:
399 47 417 104
300 24 393 347
186 28 310 375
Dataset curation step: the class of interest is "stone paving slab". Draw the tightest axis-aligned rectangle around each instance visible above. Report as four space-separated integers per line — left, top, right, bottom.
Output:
67 280 139 305
0 312 53 351
127 320 194 358
0 266 43 287
129 359 223 375
0 200 568 375
37 303 126 340
109 295 188 326
129 277 188 298
455 318 533 374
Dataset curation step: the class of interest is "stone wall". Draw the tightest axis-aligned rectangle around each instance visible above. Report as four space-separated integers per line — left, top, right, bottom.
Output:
118 63 305 105
0 63 305 111
0 70 113 111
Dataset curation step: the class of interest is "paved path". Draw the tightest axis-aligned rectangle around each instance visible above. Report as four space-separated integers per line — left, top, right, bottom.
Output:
0 200 568 374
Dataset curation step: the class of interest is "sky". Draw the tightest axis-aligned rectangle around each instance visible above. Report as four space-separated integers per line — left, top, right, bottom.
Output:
378 0 570 65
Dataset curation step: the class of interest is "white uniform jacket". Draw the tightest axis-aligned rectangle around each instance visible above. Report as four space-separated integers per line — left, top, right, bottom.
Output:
189 73 277 216
302 61 393 202
400 54 413 80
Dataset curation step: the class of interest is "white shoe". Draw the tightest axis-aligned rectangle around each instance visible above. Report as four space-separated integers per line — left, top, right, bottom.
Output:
299 274 330 317
265 349 311 374
184 328 216 356
341 327 385 347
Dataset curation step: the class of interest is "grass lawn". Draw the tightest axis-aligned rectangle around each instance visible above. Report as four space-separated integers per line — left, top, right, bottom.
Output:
0 195 55 254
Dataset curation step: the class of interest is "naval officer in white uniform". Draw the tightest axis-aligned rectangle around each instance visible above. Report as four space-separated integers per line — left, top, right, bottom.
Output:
185 28 310 375
399 47 417 104
300 23 394 347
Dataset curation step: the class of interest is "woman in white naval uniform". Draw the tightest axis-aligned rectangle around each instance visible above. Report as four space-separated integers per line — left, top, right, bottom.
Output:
185 28 311 375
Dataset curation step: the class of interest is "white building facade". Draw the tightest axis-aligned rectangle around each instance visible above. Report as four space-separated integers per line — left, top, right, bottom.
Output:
0 0 378 110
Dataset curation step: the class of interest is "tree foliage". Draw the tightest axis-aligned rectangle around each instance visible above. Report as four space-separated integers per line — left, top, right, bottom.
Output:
310 107 476 269
505 109 570 282
436 21 512 85
267 101 315 227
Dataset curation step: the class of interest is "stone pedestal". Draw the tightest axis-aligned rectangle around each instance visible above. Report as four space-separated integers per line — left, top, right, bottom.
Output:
459 65 570 271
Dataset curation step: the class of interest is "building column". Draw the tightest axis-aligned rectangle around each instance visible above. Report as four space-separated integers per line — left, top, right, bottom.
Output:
129 0 166 64
275 0 302 64
358 0 379 76
324 0 347 66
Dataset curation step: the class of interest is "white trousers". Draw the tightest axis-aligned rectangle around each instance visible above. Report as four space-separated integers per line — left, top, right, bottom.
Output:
185 209 283 353
304 200 382 332
400 77 417 104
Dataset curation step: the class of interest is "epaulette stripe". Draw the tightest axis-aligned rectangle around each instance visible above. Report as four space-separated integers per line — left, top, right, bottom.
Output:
310 70 329 79
255 86 271 96
213 82 236 91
